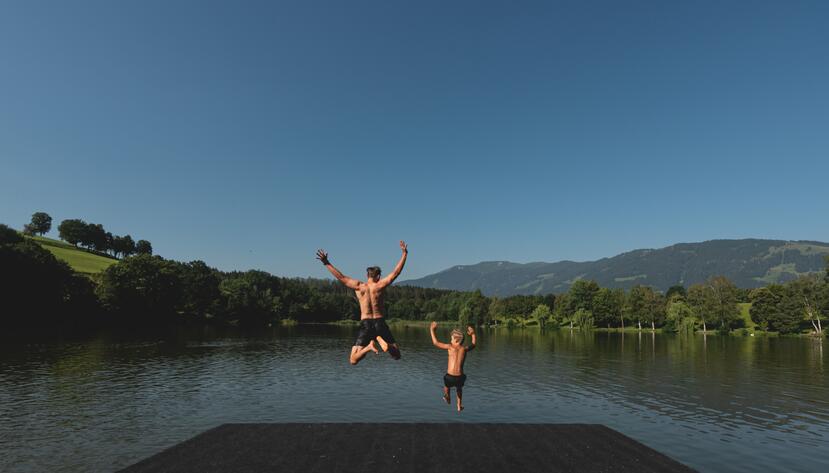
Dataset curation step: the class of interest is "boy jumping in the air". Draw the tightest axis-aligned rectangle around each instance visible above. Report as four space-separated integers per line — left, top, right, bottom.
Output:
430 321 476 412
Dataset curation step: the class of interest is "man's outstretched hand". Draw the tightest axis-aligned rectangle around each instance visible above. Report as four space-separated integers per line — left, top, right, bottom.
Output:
400 240 408 253
316 249 330 265
430 321 438 330
467 326 475 336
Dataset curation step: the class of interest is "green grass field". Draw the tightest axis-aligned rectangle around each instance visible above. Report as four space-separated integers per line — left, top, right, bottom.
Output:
29 235 118 275
738 302 756 331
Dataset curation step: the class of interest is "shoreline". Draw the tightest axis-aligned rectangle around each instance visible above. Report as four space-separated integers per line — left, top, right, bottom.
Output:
314 319 823 337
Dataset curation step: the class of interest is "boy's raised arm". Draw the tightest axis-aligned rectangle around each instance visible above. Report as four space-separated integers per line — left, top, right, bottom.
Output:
466 326 477 351
430 321 450 349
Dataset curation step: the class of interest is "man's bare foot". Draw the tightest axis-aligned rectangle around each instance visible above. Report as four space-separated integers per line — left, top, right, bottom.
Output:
443 391 450 405
457 404 464 412
375 336 389 352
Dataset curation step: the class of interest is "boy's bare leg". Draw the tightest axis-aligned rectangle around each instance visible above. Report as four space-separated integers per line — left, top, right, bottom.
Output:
349 342 378 365
456 387 463 412
442 387 451 405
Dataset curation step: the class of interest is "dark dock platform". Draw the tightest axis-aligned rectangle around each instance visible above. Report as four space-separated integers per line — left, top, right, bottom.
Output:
119 423 694 473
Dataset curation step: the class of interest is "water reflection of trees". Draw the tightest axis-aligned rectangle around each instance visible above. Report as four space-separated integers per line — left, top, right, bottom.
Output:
4 327 827 450
489 329 829 436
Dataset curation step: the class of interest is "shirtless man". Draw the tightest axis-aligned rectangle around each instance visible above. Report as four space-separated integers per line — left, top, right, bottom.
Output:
316 241 408 365
430 322 476 411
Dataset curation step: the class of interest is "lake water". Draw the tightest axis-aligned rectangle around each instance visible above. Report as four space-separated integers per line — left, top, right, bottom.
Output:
1 325 828 472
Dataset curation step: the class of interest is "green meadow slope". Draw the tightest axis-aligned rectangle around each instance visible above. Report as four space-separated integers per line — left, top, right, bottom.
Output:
738 302 756 331
29 236 117 275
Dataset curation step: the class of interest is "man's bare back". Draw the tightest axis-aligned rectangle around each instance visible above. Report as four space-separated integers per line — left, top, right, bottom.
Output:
316 241 408 364
355 280 388 319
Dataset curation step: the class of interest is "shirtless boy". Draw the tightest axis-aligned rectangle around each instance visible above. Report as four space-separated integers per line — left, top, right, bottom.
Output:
316 241 408 365
430 321 476 411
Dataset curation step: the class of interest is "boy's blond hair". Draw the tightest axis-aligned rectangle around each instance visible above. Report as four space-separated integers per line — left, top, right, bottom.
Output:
451 328 464 343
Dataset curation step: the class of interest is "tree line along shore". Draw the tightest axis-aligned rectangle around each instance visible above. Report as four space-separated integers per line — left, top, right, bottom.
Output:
1 212 827 337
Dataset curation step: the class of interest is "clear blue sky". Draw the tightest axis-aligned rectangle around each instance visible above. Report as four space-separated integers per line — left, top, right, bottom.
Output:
1 0 827 280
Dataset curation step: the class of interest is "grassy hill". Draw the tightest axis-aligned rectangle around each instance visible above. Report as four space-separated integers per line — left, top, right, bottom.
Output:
402 239 829 296
28 235 118 275
738 302 756 331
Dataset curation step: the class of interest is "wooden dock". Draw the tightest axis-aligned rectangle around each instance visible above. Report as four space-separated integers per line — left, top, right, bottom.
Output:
119 423 694 473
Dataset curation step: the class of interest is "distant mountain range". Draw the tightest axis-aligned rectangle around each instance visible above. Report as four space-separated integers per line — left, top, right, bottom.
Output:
401 239 829 296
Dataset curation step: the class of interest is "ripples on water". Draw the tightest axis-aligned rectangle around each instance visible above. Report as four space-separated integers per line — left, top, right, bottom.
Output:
1 326 827 472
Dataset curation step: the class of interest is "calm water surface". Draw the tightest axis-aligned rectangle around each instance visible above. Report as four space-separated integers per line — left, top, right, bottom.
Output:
1 325 828 472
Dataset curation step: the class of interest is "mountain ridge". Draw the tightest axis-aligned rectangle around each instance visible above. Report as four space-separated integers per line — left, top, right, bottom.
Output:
401 239 829 296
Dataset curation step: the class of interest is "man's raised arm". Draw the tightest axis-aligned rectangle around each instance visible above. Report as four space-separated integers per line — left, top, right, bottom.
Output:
316 249 361 289
378 240 408 287
430 321 450 349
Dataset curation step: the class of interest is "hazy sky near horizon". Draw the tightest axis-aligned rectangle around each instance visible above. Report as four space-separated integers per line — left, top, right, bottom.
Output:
2 0 828 280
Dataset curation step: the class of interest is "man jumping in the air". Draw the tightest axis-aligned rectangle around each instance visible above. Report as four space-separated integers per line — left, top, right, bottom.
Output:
316 241 408 365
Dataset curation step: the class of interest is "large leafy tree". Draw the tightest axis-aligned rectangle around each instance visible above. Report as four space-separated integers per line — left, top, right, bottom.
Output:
115 235 136 258
87 223 108 252
688 276 740 332
789 275 827 335
553 293 571 322
644 291 666 331
0 223 23 245
458 304 472 327
179 260 222 318
462 290 490 326
626 285 665 331
567 279 600 314
666 285 687 301
707 276 740 330
308 290 356 322
665 299 695 333
612 288 628 329
391 297 419 320
57 219 87 246
593 287 622 328
627 285 652 330
749 284 800 333
28 212 52 236
488 297 506 322
219 270 282 325
97 254 183 320
489 294 546 320
571 308 594 329
529 304 554 329
136 239 153 255
507 295 544 318
687 284 710 332
105 232 115 256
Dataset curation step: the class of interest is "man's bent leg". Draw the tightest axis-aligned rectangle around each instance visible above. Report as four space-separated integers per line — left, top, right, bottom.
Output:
443 386 451 405
349 344 376 365
374 337 401 360
456 387 463 412
350 320 376 365
374 320 401 360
